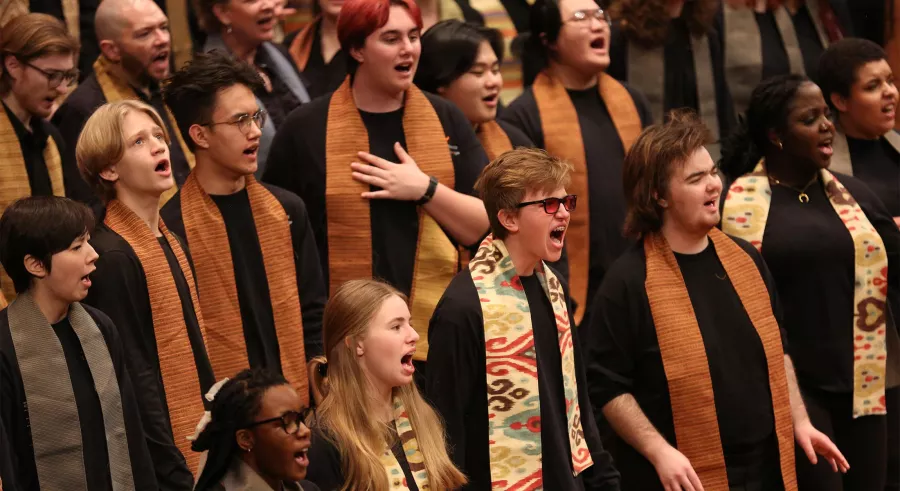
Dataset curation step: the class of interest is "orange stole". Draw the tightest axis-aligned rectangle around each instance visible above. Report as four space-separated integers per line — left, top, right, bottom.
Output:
103 200 209 475
476 120 512 162
325 77 457 361
179 174 308 403
0 104 65 303
643 229 797 490
288 17 317 71
531 71 641 324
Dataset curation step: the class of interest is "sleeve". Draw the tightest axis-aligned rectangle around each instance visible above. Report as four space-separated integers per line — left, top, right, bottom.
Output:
445 101 489 197
424 288 481 475
285 193 327 360
305 429 346 491
82 249 195 491
51 101 98 204
567 283 622 490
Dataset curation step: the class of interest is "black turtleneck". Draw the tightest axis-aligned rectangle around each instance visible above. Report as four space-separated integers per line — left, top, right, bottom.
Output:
847 134 900 216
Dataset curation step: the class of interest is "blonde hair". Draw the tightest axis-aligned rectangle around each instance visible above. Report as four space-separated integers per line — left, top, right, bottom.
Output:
309 279 466 491
0 13 79 94
474 147 573 239
76 100 171 203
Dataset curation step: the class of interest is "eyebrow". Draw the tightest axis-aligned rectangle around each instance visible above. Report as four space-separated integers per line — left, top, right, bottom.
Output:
388 316 407 324
684 165 715 181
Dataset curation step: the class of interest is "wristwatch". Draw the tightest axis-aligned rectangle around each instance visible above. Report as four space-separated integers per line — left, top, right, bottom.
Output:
416 176 439 205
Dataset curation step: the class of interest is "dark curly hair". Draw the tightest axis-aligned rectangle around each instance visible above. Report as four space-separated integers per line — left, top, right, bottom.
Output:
192 368 289 491
609 0 718 48
719 74 811 180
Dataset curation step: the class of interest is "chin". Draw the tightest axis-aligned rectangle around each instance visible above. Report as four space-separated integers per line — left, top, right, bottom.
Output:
149 69 170 82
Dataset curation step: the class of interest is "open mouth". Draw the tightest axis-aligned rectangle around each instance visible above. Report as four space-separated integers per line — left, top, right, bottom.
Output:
151 51 169 65
883 102 896 116
550 225 566 246
703 197 718 211
294 448 309 466
401 353 415 374
395 62 413 74
243 144 259 156
257 15 275 27
154 159 170 174
818 138 834 156
590 37 606 50
81 273 92 287
482 93 499 106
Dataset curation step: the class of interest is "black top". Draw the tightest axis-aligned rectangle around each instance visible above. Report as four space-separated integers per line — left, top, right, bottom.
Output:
161 183 328 364
262 90 488 296
0 417 18 491
84 225 216 491
2 102 66 197
255 44 308 128
0 305 158 491
284 24 348 101
582 237 783 490
495 118 534 149
425 269 620 490
52 74 192 206
608 18 735 138
755 11 792 80
500 83 653 316
743 174 900 393
306 427 418 491
847 134 900 217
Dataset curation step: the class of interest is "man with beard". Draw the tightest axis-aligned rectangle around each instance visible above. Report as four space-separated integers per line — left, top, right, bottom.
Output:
53 0 194 209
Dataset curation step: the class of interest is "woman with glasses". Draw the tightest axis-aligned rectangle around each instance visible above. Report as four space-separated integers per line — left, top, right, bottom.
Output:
305 279 465 490
720 74 900 491
501 0 652 326
0 13 80 303
606 0 734 159
192 368 320 491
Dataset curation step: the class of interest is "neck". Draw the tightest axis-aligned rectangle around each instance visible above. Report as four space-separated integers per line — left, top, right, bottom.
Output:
321 13 339 36
116 190 163 236
765 152 819 188
667 0 685 17
547 61 598 91
2 92 32 130
222 31 259 65
193 155 248 195
501 235 541 276
839 115 883 140
368 381 394 423
30 286 70 324
105 57 150 98
660 220 710 254
418 0 439 29
352 73 404 112
241 454 282 491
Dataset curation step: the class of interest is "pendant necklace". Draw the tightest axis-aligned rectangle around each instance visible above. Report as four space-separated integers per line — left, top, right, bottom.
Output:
768 174 818 204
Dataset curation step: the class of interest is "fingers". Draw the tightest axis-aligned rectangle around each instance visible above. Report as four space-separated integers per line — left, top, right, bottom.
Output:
686 466 704 491
356 151 392 169
800 439 818 466
351 162 389 180
361 190 391 199
815 440 849 473
351 171 386 189
393 142 411 161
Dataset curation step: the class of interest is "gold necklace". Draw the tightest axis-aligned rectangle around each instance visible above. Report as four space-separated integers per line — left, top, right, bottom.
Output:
768 174 819 204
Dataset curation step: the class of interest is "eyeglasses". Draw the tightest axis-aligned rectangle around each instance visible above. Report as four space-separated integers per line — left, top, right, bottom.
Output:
244 407 315 435
516 194 577 214
565 8 611 25
23 61 79 88
202 110 268 135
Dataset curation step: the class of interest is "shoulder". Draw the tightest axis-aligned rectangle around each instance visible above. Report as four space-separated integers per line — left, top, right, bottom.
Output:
431 271 483 332
496 119 534 148
90 225 136 256
41 118 65 147
719 233 768 272
80 303 121 337
600 243 648 294
423 90 468 126
286 91 334 129
261 183 310 217
56 75 104 116
503 87 538 115
159 192 184 227
615 79 654 127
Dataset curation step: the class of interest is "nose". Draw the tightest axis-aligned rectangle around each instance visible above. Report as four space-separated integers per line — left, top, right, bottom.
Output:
247 118 263 140
555 201 571 219
295 419 311 439
56 83 71 96
86 243 99 264
886 81 899 102
151 137 168 155
485 69 502 90
407 324 420 343
154 26 171 46
708 172 723 193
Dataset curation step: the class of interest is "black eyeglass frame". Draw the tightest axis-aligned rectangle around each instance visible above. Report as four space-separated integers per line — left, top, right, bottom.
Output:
244 406 315 434
201 109 268 134
20 59 80 88
515 194 577 214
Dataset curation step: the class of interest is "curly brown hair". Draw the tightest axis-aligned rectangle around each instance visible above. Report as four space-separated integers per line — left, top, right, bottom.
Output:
609 0 718 48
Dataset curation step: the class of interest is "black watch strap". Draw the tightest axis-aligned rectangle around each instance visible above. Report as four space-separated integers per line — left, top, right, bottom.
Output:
416 176 439 205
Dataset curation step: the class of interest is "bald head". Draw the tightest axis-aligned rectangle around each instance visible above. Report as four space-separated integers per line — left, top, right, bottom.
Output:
94 0 172 82
94 0 164 41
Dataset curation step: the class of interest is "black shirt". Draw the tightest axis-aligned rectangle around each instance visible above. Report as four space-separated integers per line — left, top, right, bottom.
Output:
426 269 620 490
52 74 192 206
306 427 418 491
847 134 900 217
500 83 653 316
3 101 65 197
582 237 783 490
161 183 328 364
256 44 307 128
84 225 216 491
608 19 735 138
284 23 348 101
262 90 488 296
754 10 793 79
752 174 900 393
0 305 158 491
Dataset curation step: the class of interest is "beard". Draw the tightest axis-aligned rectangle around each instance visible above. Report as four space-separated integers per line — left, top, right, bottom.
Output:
119 50 160 86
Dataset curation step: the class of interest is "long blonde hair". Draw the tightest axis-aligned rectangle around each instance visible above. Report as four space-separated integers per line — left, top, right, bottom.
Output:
309 279 466 491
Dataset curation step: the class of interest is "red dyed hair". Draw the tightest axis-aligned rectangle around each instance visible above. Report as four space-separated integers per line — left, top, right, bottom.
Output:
337 0 423 53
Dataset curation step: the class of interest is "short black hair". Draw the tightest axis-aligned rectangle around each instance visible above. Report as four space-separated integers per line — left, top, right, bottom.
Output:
521 0 601 85
415 20 504 93
818 38 887 107
0 196 95 293
162 50 265 152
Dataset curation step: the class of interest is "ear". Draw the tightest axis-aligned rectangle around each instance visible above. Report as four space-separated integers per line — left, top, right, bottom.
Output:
497 208 520 236
188 124 211 150
766 129 781 149
830 91 849 113
3 54 21 81
349 45 365 65
98 40 121 63
100 165 119 183
23 254 48 280
652 191 667 208
541 31 556 53
212 3 232 31
436 85 446 95
235 429 254 452
355 340 365 357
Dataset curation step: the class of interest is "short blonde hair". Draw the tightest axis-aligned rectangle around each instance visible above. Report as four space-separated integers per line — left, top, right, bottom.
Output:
76 100 171 203
474 147 573 239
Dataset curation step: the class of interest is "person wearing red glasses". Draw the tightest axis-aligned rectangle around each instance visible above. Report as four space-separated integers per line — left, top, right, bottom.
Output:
0 13 79 306
426 147 620 490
